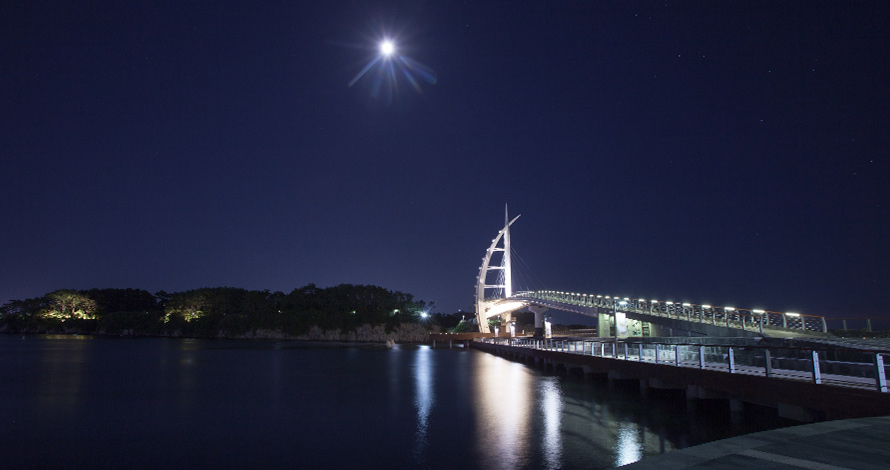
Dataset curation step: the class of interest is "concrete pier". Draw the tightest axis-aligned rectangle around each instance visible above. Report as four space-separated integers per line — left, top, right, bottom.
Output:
472 341 890 422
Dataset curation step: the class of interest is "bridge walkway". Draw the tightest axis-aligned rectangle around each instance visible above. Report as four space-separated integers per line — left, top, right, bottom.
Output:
509 291 830 338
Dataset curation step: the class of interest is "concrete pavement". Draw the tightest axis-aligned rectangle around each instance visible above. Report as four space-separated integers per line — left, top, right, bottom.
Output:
619 415 890 469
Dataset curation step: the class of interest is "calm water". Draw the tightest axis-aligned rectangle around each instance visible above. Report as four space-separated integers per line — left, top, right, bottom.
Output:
0 335 792 469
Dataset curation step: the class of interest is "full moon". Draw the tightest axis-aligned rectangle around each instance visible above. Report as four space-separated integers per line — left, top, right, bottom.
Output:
380 40 394 56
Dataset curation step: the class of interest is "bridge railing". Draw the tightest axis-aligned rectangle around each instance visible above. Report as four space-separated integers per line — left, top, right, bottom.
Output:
826 317 890 333
484 337 889 393
517 291 828 334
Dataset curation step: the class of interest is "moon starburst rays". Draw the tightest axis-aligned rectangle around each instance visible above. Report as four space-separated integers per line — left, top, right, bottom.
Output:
347 39 437 101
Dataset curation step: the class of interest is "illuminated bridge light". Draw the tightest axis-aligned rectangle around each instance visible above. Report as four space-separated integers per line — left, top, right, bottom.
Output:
725 307 735 311
702 305 712 309
666 301 674 305
752 309 765 314
638 299 646 302
786 312 800 317
682 303 692 306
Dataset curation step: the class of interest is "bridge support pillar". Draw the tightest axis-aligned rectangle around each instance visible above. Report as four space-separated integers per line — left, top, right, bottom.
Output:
730 399 746 426
729 398 745 414
639 379 650 397
528 305 549 338
598 310 612 338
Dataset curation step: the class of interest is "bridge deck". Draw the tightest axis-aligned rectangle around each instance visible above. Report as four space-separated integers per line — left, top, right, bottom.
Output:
510 292 830 338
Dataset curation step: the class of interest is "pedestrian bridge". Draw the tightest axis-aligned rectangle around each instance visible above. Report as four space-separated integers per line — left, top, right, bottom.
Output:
505 291 828 338
475 208 828 338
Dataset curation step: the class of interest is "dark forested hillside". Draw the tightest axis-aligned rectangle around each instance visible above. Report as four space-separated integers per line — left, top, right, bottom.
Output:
0 284 435 339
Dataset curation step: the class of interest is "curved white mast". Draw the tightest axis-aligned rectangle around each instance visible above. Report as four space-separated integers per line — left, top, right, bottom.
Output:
475 204 519 333
503 205 513 299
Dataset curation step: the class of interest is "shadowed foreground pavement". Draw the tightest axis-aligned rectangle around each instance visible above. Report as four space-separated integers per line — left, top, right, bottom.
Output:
618 415 890 469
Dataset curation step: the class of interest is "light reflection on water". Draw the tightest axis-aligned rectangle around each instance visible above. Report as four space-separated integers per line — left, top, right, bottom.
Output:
540 377 564 470
414 345 434 465
614 422 643 467
473 352 533 469
37 335 88 412
0 336 795 470
177 338 199 409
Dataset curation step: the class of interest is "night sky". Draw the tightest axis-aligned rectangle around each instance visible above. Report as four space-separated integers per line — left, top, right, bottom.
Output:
3 2 888 321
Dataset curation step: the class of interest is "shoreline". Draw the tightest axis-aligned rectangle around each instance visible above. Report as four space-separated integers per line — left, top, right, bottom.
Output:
5 333 429 349
1 322 432 344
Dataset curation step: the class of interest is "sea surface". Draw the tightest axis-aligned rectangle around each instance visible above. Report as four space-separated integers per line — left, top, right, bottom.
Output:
0 335 794 469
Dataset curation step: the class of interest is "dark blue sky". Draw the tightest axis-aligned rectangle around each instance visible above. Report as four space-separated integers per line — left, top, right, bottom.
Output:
2 1 888 321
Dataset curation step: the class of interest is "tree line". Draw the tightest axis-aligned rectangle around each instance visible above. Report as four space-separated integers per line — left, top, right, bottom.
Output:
0 284 444 338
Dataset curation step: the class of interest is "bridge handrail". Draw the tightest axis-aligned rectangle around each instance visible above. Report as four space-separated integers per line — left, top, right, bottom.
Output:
514 290 828 334
830 316 890 320
552 338 890 355
827 317 890 335
483 337 890 393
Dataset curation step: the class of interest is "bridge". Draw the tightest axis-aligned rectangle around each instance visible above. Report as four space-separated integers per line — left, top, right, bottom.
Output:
474 207 828 339
468 208 890 424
